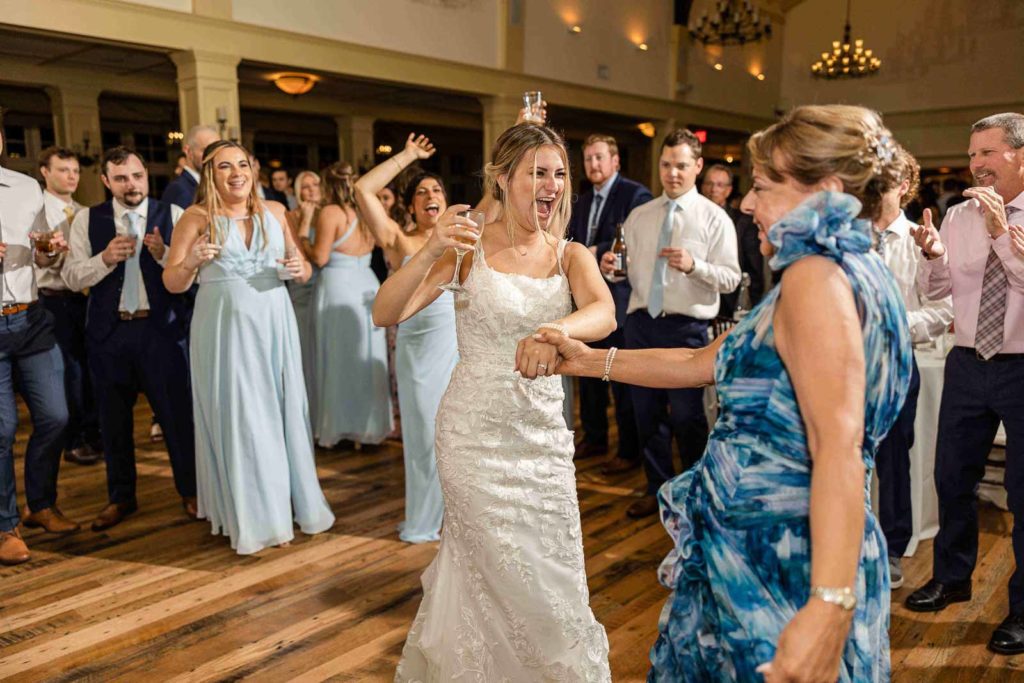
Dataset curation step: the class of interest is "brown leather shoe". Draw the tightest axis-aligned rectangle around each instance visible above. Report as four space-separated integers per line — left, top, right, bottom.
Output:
182 496 198 519
64 446 102 466
91 500 138 531
0 528 30 565
601 456 638 475
626 496 660 519
21 506 81 535
574 442 608 460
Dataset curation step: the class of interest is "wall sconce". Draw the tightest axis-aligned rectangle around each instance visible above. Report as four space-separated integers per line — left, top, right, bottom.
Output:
725 155 735 163
271 72 320 96
568 24 582 35
637 122 656 138
167 131 184 144
75 132 98 168
713 63 724 71
376 144 393 155
755 72 766 80
636 42 649 51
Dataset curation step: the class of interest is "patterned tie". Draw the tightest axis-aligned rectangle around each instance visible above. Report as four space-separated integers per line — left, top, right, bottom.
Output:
63 205 75 226
123 212 141 314
975 206 1018 359
586 194 604 246
647 199 677 318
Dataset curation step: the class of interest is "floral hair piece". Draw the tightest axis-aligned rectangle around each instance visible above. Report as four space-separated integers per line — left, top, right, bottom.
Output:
858 131 897 175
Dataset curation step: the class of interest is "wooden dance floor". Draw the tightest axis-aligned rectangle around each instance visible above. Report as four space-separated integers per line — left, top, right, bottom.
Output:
1 398 1021 681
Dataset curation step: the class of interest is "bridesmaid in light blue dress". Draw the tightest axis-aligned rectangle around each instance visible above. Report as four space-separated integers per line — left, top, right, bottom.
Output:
355 134 458 543
312 163 393 447
163 140 335 556
286 170 323 413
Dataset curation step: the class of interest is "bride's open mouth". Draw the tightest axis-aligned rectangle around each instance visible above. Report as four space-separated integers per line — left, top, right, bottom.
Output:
424 202 441 218
534 196 555 219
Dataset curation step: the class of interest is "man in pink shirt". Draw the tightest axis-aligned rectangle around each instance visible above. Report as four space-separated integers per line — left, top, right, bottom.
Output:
905 112 1024 655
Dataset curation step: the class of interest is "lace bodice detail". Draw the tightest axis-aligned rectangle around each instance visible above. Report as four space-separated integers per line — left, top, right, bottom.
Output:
455 240 571 366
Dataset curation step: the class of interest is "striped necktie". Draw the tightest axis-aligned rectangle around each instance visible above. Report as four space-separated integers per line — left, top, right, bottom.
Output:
586 194 604 247
975 205 1018 359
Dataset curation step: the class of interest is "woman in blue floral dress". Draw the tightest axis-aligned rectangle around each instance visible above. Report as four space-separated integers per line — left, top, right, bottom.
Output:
542 105 913 681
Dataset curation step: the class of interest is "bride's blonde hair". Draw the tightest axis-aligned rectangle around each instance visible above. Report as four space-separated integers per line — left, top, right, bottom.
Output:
484 123 572 242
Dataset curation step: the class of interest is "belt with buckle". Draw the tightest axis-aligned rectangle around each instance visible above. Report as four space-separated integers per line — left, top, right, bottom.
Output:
0 303 32 316
118 310 150 321
39 288 84 299
955 346 1024 362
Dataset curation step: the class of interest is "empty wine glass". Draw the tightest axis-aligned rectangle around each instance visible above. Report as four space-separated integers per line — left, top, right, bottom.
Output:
522 91 544 123
438 209 485 293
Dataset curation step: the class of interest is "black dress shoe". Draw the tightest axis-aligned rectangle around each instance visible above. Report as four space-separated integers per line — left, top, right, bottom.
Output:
989 613 1024 655
904 579 972 612
64 446 102 466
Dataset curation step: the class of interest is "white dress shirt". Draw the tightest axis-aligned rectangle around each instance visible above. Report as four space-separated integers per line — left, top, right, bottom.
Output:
624 187 740 319
876 211 953 344
918 191 1024 353
0 166 49 304
63 197 181 311
35 190 84 292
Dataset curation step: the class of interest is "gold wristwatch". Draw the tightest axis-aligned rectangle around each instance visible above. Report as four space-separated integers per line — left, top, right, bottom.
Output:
810 586 857 611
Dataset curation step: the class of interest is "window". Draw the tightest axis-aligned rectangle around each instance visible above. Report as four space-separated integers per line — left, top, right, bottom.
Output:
39 126 56 149
253 141 310 173
132 132 169 164
2 125 27 159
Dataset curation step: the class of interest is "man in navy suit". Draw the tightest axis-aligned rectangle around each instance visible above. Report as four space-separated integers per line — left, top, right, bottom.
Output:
64 147 196 531
161 125 220 209
567 134 653 474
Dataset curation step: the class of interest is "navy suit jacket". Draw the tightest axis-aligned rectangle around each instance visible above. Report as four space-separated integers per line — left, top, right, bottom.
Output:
718 205 766 320
161 171 199 210
568 174 654 330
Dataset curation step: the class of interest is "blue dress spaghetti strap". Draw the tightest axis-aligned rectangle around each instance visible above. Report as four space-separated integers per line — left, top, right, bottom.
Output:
287 224 318 417
313 216 393 446
394 256 458 543
191 211 335 556
648 192 912 681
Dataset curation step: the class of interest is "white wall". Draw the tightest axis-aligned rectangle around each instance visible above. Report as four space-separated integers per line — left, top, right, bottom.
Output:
677 30 783 121
521 0 674 99
231 0 502 70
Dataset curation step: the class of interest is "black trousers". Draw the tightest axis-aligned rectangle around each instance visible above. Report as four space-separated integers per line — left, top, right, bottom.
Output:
88 319 196 504
576 328 639 460
40 292 100 451
932 348 1024 611
625 311 709 495
877 357 920 558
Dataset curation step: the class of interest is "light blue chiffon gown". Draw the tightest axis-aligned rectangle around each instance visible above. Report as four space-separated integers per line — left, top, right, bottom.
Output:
191 211 336 556
287 224 319 417
395 256 458 543
313 218 393 446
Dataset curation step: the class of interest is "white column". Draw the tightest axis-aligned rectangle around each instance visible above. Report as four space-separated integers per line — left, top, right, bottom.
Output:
45 83 105 205
170 50 241 140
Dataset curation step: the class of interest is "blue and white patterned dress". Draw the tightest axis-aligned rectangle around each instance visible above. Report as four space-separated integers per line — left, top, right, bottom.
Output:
648 192 912 682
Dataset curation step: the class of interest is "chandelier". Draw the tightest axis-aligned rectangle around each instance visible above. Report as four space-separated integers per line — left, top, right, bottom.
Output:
689 0 772 46
811 0 881 79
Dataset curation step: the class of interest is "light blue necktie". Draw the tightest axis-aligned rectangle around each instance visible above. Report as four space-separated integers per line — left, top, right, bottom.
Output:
123 211 141 314
647 199 677 318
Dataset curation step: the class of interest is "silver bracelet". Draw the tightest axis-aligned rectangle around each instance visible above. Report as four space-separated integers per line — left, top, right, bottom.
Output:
602 346 618 382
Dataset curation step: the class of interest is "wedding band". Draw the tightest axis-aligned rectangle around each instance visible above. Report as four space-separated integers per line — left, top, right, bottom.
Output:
537 363 548 370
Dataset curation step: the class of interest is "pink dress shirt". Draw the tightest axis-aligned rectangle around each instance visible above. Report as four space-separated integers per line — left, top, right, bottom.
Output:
918 191 1024 353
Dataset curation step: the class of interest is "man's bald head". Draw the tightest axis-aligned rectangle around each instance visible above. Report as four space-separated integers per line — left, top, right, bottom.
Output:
184 125 221 172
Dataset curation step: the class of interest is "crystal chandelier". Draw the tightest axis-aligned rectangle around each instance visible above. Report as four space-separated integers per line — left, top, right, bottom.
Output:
689 0 772 46
811 0 881 79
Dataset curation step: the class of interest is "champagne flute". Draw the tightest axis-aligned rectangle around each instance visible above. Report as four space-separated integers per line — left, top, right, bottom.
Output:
277 245 298 280
438 209 484 293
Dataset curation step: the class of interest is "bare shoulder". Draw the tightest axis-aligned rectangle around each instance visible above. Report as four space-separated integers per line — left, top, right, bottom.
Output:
776 255 858 347
177 205 209 232
779 255 850 302
262 200 287 218
562 240 595 271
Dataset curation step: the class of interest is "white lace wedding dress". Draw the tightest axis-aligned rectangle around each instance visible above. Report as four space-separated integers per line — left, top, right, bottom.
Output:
395 239 611 682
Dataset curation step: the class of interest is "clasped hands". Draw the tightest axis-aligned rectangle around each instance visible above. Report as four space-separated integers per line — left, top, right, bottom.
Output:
514 328 589 379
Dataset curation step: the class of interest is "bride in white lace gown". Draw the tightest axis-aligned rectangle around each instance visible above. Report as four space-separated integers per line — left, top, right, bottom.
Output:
373 122 616 682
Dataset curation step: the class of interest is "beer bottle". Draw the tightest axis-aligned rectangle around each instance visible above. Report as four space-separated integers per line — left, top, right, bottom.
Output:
611 223 627 278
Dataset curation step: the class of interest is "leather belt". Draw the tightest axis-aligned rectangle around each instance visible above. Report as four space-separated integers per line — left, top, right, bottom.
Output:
954 346 1024 362
0 303 32 316
118 310 150 321
39 288 84 298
